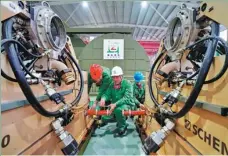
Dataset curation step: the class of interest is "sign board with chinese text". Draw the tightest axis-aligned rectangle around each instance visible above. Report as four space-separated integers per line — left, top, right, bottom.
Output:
103 39 124 59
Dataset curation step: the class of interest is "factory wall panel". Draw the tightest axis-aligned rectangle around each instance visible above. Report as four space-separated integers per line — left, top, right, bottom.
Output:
78 33 149 78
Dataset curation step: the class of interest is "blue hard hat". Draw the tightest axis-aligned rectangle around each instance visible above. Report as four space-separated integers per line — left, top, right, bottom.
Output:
134 72 144 82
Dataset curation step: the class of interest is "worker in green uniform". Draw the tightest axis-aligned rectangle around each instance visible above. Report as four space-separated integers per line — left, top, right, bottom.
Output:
88 64 112 109
133 72 146 109
98 66 135 136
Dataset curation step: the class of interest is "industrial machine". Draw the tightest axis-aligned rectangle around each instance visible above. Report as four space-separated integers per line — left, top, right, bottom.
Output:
1 0 228 155
1 1 89 155
141 1 228 155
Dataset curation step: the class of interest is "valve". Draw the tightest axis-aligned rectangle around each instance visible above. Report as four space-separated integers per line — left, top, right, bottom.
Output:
142 118 175 154
162 89 180 107
162 81 185 107
40 80 65 104
62 110 74 126
51 117 78 155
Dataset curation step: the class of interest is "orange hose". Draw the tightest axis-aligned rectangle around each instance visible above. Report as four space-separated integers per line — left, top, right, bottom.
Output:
86 109 146 116
86 110 109 116
123 110 146 116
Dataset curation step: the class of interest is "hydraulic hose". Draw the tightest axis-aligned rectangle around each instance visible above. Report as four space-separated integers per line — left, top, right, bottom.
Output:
184 36 228 84
3 17 84 108
1 39 42 58
204 37 228 84
1 69 18 82
1 46 39 82
63 48 84 107
2 42 84 109
167 22 220 118
1 42 18 82
185 36 228 84
3 17 61 117
186 69 199 80
149 52 165 107
1 40 39 81
149 22 220 118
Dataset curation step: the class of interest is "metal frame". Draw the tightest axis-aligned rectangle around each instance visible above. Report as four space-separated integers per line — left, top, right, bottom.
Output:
71 23 167 30
87 4 98 26
66 27 133 34
149 3 169 25
31 1 199 41
65 3 81 23
43 1 199 8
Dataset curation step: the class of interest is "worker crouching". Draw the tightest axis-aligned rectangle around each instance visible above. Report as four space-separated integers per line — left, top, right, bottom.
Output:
98 66 135 137
88 64 112 109
133 72 146 110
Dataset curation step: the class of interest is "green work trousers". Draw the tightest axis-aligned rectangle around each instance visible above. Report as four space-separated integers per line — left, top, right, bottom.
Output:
101 105 130 131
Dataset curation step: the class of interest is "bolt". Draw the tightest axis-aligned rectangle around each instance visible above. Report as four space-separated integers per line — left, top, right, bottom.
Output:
208 6 214 12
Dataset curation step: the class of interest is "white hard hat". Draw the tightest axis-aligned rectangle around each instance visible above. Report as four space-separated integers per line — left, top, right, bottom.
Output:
111 66 123 76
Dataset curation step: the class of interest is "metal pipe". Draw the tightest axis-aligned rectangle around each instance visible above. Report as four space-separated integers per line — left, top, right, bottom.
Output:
143 118 175 154
158 61 180 75
50 60 69 73
86 109 146 116
50 60 75 85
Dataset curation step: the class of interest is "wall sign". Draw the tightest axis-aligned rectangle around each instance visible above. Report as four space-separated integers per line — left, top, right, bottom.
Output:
103 39 124 59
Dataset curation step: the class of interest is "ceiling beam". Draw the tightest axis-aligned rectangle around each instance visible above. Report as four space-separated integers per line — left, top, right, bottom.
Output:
87 4 98 25
133 2 143 39
41 1 199 8
149 4 169 25
71 23 167 30
65 4 81 23
66 27 133 34
157 30 167 40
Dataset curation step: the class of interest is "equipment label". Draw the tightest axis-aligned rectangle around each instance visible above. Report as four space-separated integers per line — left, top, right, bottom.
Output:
184 119 228 155
1 135 10 148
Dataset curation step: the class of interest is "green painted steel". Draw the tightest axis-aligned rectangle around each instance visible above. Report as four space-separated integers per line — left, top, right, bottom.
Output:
77 33 150 79
69 35 86 58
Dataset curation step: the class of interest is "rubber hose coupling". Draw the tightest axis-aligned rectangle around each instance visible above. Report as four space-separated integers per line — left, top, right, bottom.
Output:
59 69 75 85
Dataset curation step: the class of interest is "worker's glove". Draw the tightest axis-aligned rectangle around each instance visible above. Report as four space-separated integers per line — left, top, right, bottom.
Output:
108 104 116 115
88 97 90 103
99 99 106 107
91 100 98 109
91 104 96 109
139 104 146 110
